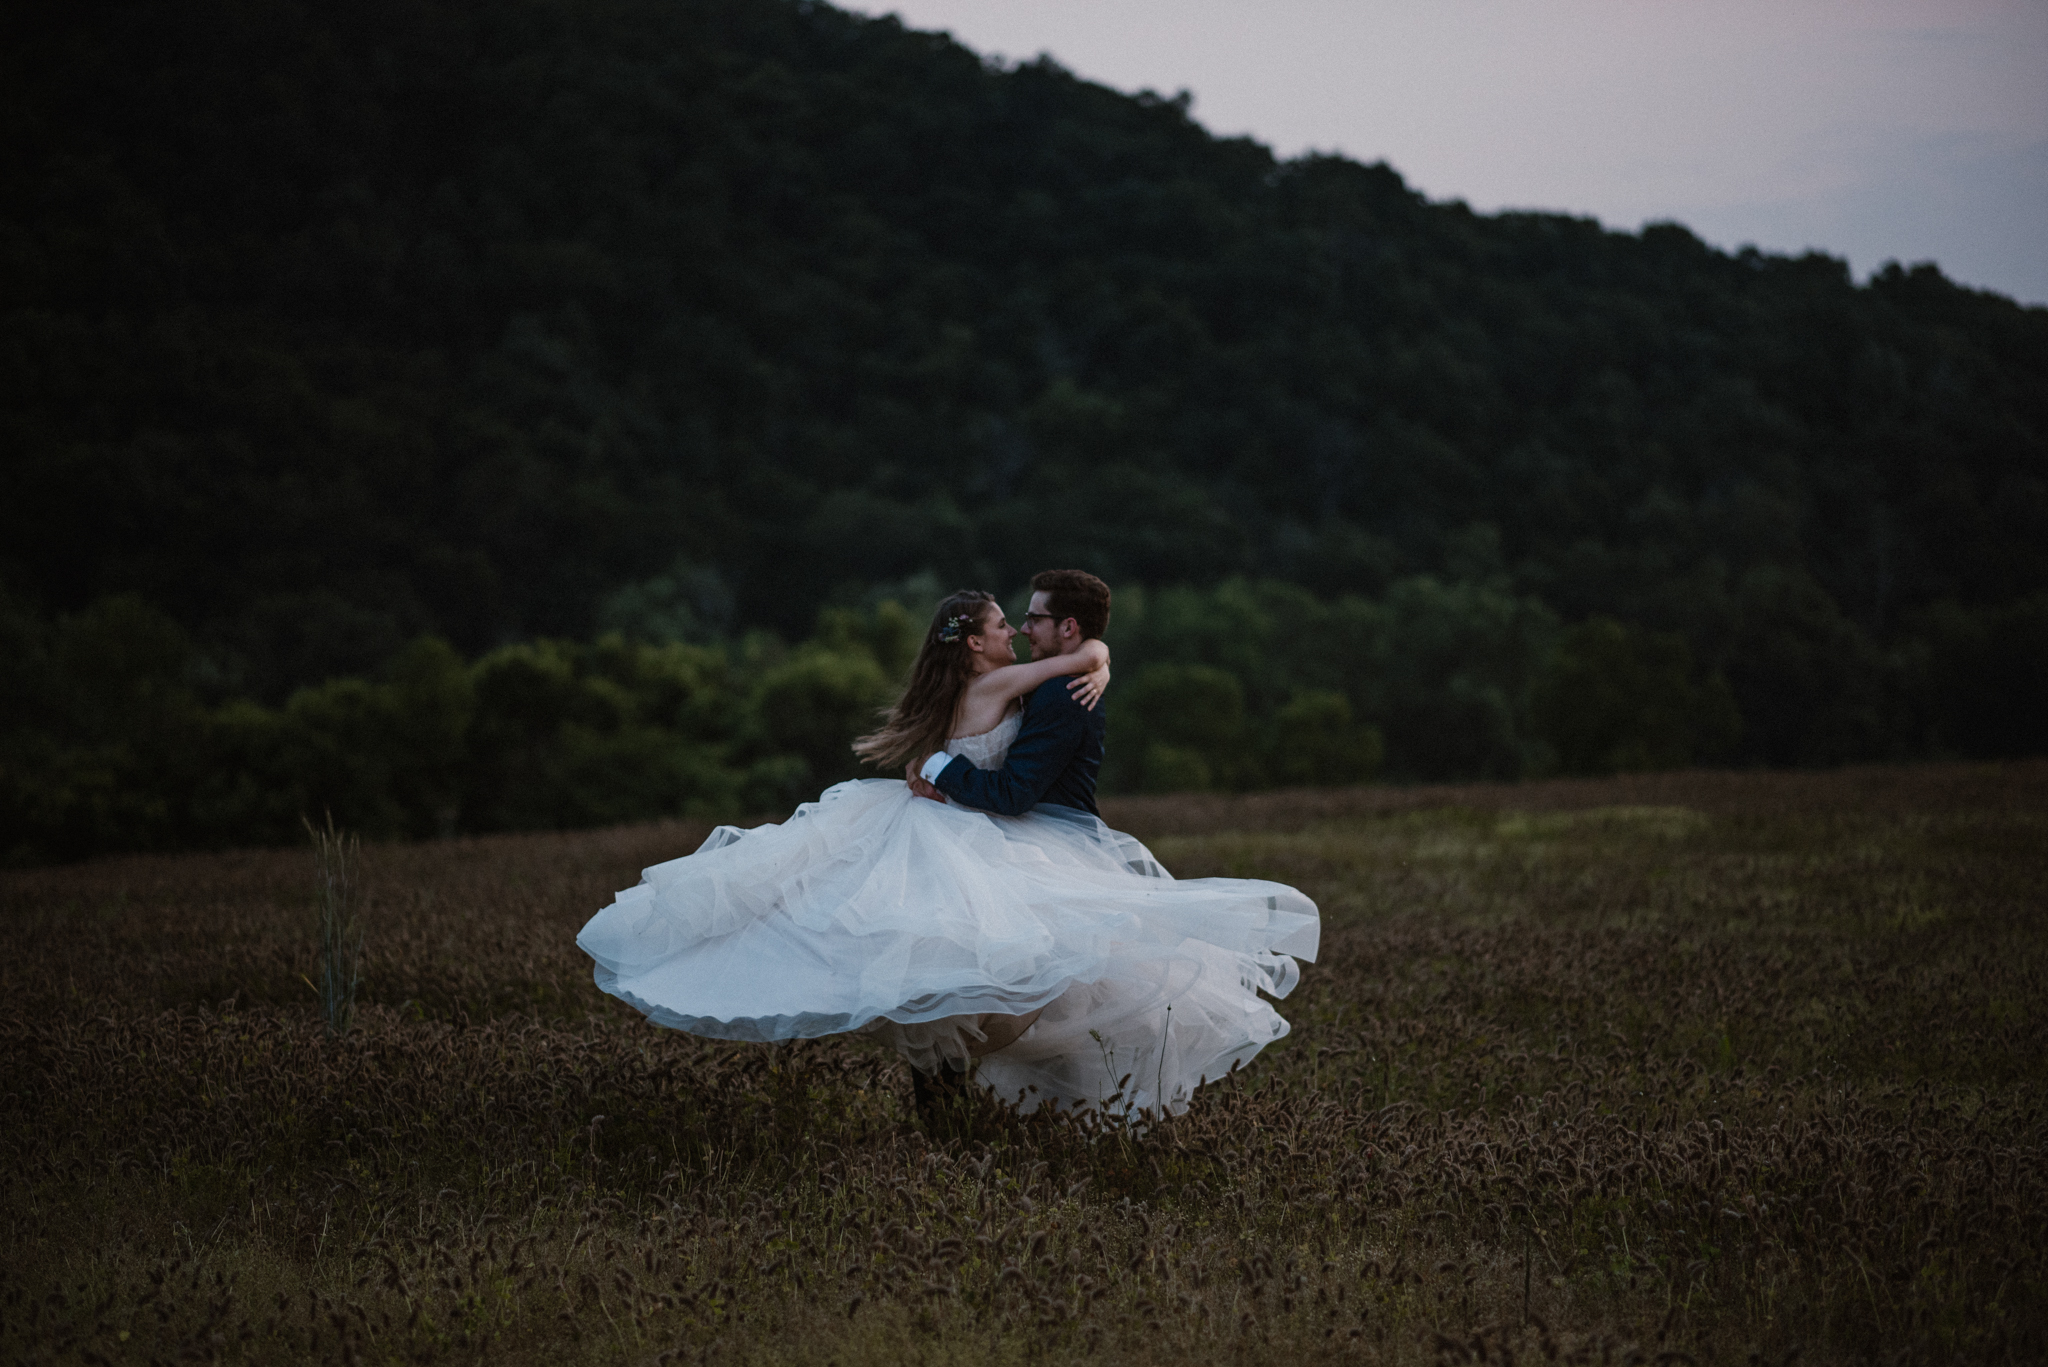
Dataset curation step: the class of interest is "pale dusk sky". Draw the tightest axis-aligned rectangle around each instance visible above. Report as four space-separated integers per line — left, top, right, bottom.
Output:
842 0 2048 305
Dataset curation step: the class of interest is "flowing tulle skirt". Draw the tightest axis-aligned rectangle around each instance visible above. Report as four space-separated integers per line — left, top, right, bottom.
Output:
576 778 1319 1116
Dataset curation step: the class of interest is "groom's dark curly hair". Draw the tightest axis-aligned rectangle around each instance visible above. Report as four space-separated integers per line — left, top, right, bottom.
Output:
1030 569 1111 640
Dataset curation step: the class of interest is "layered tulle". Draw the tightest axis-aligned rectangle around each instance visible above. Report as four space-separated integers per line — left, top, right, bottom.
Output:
577 775 1319 1116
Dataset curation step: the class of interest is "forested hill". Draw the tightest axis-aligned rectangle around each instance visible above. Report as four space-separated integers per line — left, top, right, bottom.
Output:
4 0 2047 859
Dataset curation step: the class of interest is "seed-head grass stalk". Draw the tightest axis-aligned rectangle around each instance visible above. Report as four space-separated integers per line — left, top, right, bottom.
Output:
303 813 363 1036
1 762 2043 1364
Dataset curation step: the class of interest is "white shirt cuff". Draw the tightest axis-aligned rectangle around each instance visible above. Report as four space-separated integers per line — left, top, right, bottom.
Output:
919 751 953 784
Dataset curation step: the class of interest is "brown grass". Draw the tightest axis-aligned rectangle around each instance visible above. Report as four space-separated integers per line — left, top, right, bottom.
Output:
2 762 2044 1365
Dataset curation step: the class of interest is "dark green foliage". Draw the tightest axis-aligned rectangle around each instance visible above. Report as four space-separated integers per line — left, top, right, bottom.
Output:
1266 689 1383 788
3 0 2045 857
10 569 2047 862
3 0 2043 691
458 638 739 833
1531 617 1739 775
746 644 893 790
0 589 911 862
1115 663 1249 793
1915 593 2048 759
0 594 212 860
1366 577 1559 780
1103 577 1554 785
1722 566 1887 766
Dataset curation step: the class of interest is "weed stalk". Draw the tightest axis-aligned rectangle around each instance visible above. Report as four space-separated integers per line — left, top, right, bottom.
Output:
304 813 363 1035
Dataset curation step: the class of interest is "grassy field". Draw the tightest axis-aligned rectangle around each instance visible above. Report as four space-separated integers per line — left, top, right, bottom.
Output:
3 763 2044 1365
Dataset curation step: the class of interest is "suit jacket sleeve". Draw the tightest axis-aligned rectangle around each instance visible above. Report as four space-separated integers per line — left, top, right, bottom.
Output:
932 681 1086 816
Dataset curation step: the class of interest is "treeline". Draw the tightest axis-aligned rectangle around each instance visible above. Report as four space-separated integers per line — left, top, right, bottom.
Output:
4 0 2046 692
9 575 2041 863
4 0 2046 860
0 589 924 862
1108 577 2047 786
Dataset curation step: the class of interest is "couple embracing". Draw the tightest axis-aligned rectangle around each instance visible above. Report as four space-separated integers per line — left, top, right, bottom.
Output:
577 570 1320 1118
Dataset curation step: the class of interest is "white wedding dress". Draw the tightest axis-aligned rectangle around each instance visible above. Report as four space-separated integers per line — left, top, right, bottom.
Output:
576 711 1319 1117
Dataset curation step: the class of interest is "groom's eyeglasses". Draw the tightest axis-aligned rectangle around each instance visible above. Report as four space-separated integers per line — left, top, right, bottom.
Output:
1021 612 1056 626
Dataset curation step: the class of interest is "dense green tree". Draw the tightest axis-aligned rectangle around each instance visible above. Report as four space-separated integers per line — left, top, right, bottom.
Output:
1365 577 1558 780
1721 567 1887 766
1916 594 2048 759
460 638 743 832
3 0 2041 698
1530 618 1739 775
747 645 893 791
1110 663 1249 793
0 595 212 858
0 593 905 861
1266 690 1383 788
3 0 2046 859
1104 576 1554 783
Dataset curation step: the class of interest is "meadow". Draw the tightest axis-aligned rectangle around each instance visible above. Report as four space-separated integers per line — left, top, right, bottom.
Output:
3 762 2044 1365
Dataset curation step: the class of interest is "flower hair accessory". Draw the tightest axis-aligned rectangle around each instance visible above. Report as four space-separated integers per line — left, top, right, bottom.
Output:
936 613 975 644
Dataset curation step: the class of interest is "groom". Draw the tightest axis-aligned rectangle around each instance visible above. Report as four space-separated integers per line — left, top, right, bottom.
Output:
908 568 1111 816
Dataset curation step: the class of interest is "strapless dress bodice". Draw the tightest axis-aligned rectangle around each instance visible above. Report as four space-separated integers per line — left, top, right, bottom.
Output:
943 710 1022 770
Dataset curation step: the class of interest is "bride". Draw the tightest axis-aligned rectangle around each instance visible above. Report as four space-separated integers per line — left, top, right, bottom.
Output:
576 586 1320 1118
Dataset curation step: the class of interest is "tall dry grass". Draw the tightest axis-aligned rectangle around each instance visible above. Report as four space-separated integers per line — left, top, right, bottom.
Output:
304 815 364 1036
2 762 2042 1365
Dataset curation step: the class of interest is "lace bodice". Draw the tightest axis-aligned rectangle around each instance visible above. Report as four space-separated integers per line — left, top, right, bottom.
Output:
944 710 1022 771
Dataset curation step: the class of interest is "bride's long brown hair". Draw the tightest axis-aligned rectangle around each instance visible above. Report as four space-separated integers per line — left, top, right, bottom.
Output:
853 590 999 771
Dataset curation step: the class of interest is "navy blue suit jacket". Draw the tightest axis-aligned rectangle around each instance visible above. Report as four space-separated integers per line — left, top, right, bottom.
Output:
932 674 1106 817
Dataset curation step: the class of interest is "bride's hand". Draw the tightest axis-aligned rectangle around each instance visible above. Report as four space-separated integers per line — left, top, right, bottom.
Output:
1068 662 1110 710
904 757 945 801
